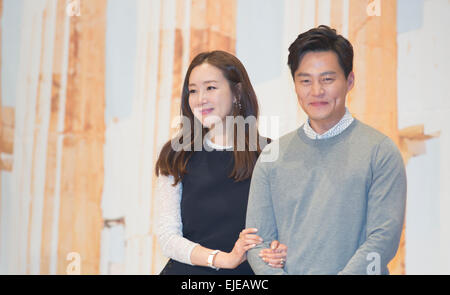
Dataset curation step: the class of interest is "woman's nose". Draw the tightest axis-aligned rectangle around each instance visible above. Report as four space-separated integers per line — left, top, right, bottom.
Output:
200 90 209 104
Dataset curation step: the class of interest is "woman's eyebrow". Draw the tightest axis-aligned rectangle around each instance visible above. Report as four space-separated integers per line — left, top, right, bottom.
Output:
203 80 218 84
188 80 218 87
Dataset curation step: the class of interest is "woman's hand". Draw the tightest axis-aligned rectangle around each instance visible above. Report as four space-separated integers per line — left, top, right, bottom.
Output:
226 228 263 269
259 240 288 268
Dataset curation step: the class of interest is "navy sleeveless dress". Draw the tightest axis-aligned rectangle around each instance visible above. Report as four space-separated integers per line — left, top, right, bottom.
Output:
160 148 255 275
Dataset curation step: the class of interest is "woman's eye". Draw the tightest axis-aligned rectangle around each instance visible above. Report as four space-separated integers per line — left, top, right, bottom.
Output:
207 86 216 90
189 89 196 94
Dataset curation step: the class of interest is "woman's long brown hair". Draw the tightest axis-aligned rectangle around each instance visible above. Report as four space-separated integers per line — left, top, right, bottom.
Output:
155 50 268 185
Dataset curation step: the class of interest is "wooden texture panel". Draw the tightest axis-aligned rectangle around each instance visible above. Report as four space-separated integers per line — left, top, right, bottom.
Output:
348 0 404 274
168 0 188 138
190 0 236 59
40 0 68 274
148 0 238 274
56 0 106 275
330 0 344 33
0 0 3 260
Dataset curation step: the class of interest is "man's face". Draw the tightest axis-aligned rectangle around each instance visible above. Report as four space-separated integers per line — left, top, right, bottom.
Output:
293 51 354 132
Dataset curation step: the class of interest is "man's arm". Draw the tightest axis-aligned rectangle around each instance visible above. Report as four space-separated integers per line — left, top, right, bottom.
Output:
338 137 407 275
246 156 287 275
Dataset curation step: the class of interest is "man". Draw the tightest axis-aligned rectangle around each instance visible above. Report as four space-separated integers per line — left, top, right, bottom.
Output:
246 25 406 275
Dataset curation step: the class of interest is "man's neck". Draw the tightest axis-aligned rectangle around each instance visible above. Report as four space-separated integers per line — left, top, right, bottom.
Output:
309 109 347 135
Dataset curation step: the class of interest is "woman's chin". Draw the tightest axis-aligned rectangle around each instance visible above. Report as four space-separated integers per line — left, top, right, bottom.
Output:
202 115 223 128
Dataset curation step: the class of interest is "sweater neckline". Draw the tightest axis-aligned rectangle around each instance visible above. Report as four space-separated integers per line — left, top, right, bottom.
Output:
205 137 233 150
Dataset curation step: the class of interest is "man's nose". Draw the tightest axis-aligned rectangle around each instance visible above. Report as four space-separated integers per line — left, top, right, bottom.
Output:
311 81 324 97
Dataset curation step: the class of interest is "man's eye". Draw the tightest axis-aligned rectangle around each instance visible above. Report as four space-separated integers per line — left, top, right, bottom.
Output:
207 86 216 90
300 80 311 84
322 77 335 83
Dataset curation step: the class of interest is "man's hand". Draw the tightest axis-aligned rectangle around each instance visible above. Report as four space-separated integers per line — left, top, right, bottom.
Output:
259 240 288 268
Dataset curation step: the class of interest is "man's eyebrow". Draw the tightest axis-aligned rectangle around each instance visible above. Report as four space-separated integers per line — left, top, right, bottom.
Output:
296 72 311 77
295 71 337 77
320 71 337 76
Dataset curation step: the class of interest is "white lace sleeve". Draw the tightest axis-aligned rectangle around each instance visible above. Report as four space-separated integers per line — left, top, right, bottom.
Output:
155 175 199 265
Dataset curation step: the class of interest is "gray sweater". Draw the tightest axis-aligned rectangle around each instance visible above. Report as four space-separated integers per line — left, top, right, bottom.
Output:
246 119 407 275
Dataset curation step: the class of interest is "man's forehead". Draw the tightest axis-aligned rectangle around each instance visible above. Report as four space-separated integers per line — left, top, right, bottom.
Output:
296 51 343 74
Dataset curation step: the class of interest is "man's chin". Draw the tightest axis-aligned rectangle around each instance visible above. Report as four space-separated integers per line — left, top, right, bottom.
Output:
306 113 330 122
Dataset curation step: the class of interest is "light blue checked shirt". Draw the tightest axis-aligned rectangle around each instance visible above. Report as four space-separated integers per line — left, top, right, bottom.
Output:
303 107 354 140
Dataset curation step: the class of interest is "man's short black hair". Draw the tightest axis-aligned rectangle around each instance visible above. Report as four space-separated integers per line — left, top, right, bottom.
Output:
288 25 354 79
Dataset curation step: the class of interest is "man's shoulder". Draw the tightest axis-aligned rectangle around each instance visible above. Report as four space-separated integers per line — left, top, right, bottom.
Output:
351 119 403 160
255 127 303 169
262 127 302 154
351 119 394 146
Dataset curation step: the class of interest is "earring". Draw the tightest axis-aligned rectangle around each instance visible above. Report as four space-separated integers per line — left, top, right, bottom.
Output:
235 98 242 112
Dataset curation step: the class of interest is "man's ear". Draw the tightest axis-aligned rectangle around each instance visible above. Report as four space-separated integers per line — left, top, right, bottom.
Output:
346 72 355 92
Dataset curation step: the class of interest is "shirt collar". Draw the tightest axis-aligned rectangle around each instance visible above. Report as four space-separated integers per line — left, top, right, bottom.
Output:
303 107 354 140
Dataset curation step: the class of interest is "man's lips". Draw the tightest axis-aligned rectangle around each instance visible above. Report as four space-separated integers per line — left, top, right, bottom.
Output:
310 102 329 107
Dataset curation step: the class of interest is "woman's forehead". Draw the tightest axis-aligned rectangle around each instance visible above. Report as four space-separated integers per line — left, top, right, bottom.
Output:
189 63 226 84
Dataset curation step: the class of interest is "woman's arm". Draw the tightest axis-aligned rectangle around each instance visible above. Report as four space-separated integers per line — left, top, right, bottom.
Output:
155 175 287 269
189 228 262 269
155 175 199 265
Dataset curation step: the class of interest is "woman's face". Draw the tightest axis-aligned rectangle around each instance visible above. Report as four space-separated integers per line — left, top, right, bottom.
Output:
188 63 235 128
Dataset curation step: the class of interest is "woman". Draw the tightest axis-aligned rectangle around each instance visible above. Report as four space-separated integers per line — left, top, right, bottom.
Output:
155 51 286 275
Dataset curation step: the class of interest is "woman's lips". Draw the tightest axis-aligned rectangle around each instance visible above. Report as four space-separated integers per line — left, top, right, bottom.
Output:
200 108 214 115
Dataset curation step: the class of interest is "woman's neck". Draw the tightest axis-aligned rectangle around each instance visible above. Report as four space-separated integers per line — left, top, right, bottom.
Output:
208 121 234 147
